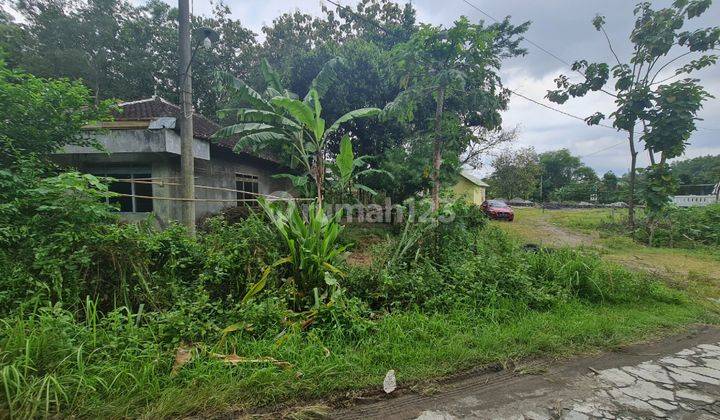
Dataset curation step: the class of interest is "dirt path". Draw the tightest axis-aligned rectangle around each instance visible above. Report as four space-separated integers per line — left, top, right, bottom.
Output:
525 217 596 248
332 325 720 419
495 211 597 248
496 210 720 295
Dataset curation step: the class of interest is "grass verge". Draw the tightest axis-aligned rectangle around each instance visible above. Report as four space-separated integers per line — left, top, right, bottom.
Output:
4 301 717 418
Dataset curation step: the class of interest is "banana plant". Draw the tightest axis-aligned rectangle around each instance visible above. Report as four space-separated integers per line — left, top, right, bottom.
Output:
213 59 382 206
327 134 394 202
242 198 347 310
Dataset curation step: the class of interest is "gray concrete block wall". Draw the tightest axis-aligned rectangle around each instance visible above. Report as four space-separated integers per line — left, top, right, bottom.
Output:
52 129 295 227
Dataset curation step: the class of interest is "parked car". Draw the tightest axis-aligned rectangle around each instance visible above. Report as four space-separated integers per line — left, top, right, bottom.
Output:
481 199 515 221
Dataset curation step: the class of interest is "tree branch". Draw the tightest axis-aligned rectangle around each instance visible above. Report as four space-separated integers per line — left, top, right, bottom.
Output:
649 51 693 84
600 26 622 66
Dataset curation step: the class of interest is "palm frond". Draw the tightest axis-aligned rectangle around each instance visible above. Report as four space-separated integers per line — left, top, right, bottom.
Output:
304 57 346 101
326 108 381 136
217 71 273 111
212 122 279 139
260 59 284 92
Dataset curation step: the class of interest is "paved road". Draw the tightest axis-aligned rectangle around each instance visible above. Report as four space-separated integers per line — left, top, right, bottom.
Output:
333 326 720 419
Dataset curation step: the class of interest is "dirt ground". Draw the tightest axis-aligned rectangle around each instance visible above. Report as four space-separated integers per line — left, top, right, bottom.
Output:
331 325 720 420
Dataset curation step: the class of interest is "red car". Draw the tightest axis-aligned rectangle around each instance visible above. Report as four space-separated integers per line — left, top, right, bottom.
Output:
481 200 515 221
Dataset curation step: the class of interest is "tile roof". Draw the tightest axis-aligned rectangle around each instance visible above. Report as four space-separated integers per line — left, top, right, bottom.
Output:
113 97 281 164
115 97 219 141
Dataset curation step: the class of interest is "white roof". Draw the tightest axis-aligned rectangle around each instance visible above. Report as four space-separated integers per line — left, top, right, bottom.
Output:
460 169 489 187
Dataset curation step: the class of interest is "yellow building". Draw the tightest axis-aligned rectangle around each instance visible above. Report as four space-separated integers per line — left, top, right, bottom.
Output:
452 169 488 206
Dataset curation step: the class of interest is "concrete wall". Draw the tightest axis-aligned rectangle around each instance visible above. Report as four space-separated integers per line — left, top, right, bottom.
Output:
59 128 210 160
51 129 293 226
186 147 293 221
671 195 718 207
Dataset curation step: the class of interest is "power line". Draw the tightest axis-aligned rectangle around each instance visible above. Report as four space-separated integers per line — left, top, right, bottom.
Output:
461 0 720 132
460 0 573 69
506 88 632 158
506 88 623 132
579 141 626 158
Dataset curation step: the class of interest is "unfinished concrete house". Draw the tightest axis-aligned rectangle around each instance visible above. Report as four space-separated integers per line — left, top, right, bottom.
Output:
51 97 292 226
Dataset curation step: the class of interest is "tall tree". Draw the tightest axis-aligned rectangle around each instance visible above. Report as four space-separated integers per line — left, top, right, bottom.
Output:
8 0 257 116
385 16 528 210
671 154 720 185
487 147 541 200
537 149 584 198
546 0 718 227
0 58 112 166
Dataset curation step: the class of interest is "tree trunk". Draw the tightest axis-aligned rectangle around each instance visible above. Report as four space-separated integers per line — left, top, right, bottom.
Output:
627 128 638 232
431 86 446 212
315 150 324 208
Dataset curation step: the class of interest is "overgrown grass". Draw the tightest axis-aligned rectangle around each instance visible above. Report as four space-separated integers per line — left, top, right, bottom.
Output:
496 207 720 300
3 189 719 418
0 298 712 418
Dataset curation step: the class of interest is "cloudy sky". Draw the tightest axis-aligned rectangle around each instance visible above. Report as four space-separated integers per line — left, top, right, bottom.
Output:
97 1 710 175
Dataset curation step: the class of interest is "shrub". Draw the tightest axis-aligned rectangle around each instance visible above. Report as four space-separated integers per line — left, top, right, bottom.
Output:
635 204 720 248
345 223 678 314
254 200 348 310
0 168 117 311
0 166 284 314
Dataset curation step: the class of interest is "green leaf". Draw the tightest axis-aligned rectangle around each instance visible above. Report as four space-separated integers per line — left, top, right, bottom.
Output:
212 123 279 139
217 71 272 111
270 97 316 129
232 109 302 130
336 134 354 186
326 108 381 136
305 57 345 101
308 88 322 120
272 173 309 188
260 58 284 92
356 183 379 196
234 131 288 153
242 256 292 304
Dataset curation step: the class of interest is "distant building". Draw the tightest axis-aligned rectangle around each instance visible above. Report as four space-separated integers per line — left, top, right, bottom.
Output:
671 181 720 207
51 97 292 226
452 169 488 206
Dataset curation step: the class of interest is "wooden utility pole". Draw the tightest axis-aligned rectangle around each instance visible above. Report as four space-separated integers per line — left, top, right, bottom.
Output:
178 0 195 235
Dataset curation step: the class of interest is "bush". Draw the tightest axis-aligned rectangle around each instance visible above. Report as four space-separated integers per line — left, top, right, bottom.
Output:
636 204 720 248
345 223 679 314
0 167 117 311
0 165 284 314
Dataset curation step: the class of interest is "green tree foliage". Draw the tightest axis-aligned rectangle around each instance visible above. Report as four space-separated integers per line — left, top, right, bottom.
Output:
214 68 380 206
531 149 600 202
3 0 521 202
538 149 584 198
253 1 421 199
598 171 621 203
8 0 256 116
486 147 541 199
0 58 112 166
546 0 718 224
384 16 529 210
671 154 720 186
